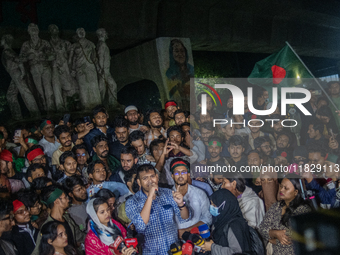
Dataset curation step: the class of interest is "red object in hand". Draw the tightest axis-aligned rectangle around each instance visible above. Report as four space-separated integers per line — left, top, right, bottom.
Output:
190 227 200 235
111 236 124 255
182 242 193 255
125 238 138 249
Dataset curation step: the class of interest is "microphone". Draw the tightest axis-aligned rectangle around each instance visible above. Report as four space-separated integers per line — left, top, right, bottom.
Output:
168 241 182 255
182 242 193 255
110 235 138 255
198 224 211 240
125 238 138 249
181 231 204 253
190 227 199 235
155 189 160 196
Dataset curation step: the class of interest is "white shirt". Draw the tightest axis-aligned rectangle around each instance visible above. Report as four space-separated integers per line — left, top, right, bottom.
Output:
238 186 265 228
39 136 60 158
129 124 144 133
174 184 212 229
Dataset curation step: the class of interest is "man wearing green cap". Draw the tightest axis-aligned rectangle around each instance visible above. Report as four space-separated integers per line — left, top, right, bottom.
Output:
31 185 86 255
38 119 60 159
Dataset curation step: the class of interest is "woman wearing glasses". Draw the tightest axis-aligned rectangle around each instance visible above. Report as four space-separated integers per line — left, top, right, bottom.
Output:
39 221 79 255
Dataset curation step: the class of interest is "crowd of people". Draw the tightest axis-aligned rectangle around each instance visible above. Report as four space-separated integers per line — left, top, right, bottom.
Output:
0 81 340 255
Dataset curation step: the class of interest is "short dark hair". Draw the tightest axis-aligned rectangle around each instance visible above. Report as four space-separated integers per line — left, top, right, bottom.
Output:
0 198 12 218
327 81 340 89
72 144 88 155
74 118 85 127
53 125 70 140
229 135 245 148
64 176 85 194
136 164 157 180
317 105 333 118
307 141 328 157
254 136 272 149
225 173 246 193
31 177 54 192
129 130 144 143
59 151 76 166
200 123 214 131
16 190 39 208
149 139 165 157
180 122 190 129
317 96 329 106
93 197 108 213
94 188 116 200
25 145 44 160
208 136 223 146
121 146 138 159
26 163 45 180
174 109 188 118
91 135 108 148
145 109 161 124
277 131 292 145
87 160 107 175
92 105 107 118
247 150 261 158
309 119 324 134
114 118 129 130
167 126 184 139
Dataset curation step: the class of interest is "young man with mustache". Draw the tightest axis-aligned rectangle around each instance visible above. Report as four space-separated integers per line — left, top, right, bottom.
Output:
52 125 74 168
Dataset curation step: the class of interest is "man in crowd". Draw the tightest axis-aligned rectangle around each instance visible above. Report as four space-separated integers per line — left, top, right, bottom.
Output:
57 151 79 184
39 119 60 158
199 123 215 160
64 176 88 232
110 118 130 160
327 81 340 129
72 118 94 145
145 109 167 146
227 135 248 169
0 199 16 254
174 109 189 126
31 186 86 255
109 146 138 184
165 100 179 127
92 135 120 177
84 105 116 155
181 122 205 163
125 164 190 254
25 163 46 187
72 144 89 182
170 158 212 236
307 119 327 145
129 130 155 166
124 105 148 133
247 115 276 150
86 160 129 200
0 150 25 192
52 125 74 167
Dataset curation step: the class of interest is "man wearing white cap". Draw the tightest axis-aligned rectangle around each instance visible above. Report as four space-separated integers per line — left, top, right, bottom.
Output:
124 105 149 134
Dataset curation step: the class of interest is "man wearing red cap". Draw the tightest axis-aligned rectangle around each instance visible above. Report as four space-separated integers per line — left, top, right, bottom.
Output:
10 200 38 255
0 150 25 193
38 119 60 159
165 100 179 127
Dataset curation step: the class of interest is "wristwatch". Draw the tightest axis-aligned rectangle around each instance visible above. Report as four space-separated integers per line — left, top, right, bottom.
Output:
178 201 186 209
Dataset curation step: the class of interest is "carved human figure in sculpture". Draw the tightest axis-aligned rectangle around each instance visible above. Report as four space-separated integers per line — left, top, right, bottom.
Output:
1 34 40 119
96 28 118 108
49 24 79 111
20 23 55 112
69 28 101 109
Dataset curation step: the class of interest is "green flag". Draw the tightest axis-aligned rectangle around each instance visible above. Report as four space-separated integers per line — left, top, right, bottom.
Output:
248 44 312 88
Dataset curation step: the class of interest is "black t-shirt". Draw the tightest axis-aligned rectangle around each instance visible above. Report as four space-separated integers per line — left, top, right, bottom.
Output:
0 245 5 255
51 217 75 247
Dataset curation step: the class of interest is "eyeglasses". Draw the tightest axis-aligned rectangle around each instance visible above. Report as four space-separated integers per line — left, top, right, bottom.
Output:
174 171 187 176
32 156 46 163
15 208 29 215
77 153 86 157
1 214 14 221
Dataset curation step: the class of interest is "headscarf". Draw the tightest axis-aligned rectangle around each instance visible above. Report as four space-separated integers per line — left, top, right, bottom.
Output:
86 198 122 247
210 189 251 250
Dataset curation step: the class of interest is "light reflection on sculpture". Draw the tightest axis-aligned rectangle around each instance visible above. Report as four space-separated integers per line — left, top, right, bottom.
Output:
1 24 120 118
1 34 40 119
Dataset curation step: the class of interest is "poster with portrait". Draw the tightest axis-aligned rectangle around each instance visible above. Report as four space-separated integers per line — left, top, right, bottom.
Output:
157 37 194 109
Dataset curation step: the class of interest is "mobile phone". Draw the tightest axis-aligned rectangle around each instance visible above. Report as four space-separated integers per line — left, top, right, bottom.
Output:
84 116 91 123
14 129 21 137
330 129 335 140
63 114 71 124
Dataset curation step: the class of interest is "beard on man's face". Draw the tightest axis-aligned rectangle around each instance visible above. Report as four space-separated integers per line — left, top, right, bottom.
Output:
129 120 138 126
100 150 109 158
74 193 88 203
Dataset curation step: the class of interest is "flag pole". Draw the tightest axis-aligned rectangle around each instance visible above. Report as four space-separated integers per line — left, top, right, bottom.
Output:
285 41 339 111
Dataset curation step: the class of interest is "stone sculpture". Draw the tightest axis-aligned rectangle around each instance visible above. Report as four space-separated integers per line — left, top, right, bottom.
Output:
69 28 102 110
20 23 55 112
1 34 40 119
96 28 118 107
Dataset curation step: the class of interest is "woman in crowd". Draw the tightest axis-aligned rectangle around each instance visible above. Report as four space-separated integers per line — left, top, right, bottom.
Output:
201 189 252 254
258 174 312 255
94 189 117 216
85 197 136 255
39 221 79 255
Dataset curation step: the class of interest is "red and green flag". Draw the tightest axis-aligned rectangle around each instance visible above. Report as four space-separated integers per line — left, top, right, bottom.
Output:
248 44 313 88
